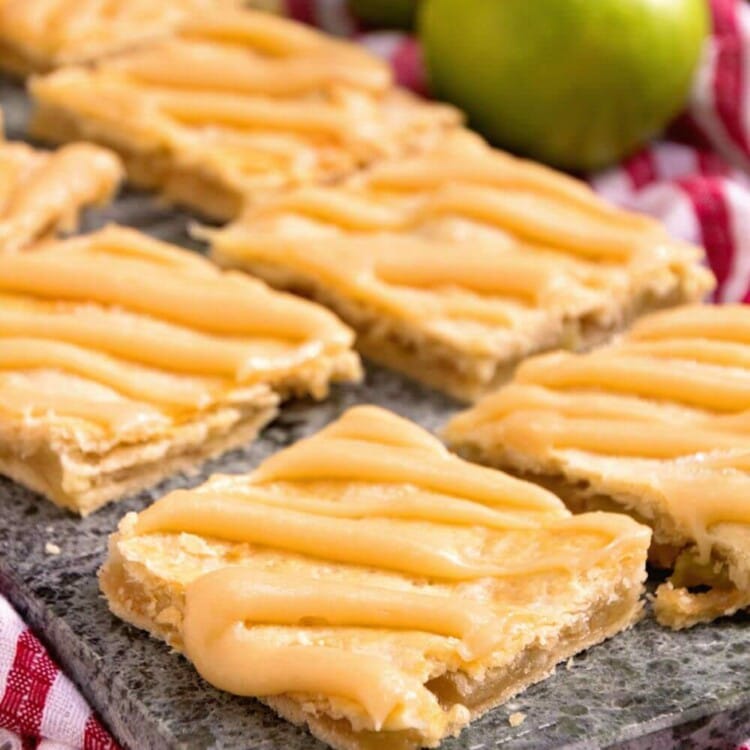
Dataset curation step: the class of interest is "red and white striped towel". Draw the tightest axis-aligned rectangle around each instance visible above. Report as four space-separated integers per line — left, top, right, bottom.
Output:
3 1 750 748
593 0 750 303
0 596 118 750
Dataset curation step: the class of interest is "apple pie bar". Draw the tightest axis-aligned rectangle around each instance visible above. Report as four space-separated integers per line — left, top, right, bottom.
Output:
0 0 241 76
445 304 750 629
0 225 360 515
0 122 122 252
100 405 650 750
207 131 714 401
29 7 461 220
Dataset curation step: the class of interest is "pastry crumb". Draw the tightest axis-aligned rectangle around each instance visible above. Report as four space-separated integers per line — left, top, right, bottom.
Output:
44 542 61 555
508 712 526 727
179 532 219 557
155 606 182 628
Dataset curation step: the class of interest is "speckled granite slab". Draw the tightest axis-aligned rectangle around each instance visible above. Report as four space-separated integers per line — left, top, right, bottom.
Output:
0 79 749 750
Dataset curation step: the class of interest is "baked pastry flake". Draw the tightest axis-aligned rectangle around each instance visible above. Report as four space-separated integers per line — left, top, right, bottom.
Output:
100 405 650 750
0 122 122 252
444 304 750 628
207 131 714 401
29 7 460 220
0 225 360 515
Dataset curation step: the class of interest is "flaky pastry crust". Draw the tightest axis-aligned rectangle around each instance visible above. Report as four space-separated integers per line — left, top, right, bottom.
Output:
445 304 750 628
0 225 360 514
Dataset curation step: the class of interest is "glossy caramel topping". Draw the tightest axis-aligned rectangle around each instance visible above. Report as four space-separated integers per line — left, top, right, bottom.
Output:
629 303 750 344
231 132 686 258
0 225 355 431
111 26 390 96
515 351 750 413
445 304 750 555
0 337 226 408
127 405 649 734
210 132 712 332
0 236 346 341
0 137 122 252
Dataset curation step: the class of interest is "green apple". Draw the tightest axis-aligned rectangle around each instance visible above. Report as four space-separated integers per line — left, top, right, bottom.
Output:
349 0 418 30
420 0 709 170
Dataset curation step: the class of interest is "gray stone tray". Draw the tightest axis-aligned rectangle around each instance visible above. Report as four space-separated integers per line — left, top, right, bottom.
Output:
0 79 749 750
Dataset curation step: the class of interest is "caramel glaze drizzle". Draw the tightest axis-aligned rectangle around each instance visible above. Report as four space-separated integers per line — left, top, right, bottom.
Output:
445 305 750 560
107 35 391 97
234 131 692 263
129 406 649 735
0 232 346 340
183 569 505 735
0 225 353 431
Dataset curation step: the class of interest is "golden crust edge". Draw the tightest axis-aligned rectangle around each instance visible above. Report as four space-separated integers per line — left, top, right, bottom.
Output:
208 253 713 403
262 583 642 750
0 402 279 515
444 440 750 629
0 347 361 515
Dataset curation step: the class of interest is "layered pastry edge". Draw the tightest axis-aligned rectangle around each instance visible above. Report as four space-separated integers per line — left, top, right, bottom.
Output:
209 242 711 403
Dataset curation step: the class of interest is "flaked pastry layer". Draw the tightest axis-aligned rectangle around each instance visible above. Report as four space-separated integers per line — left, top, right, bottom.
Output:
208 131 714 401
0 225 360 514
29 7 460 220
100 406 650 750
445 304 750 629
0 0 241 76
0 119 122 252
